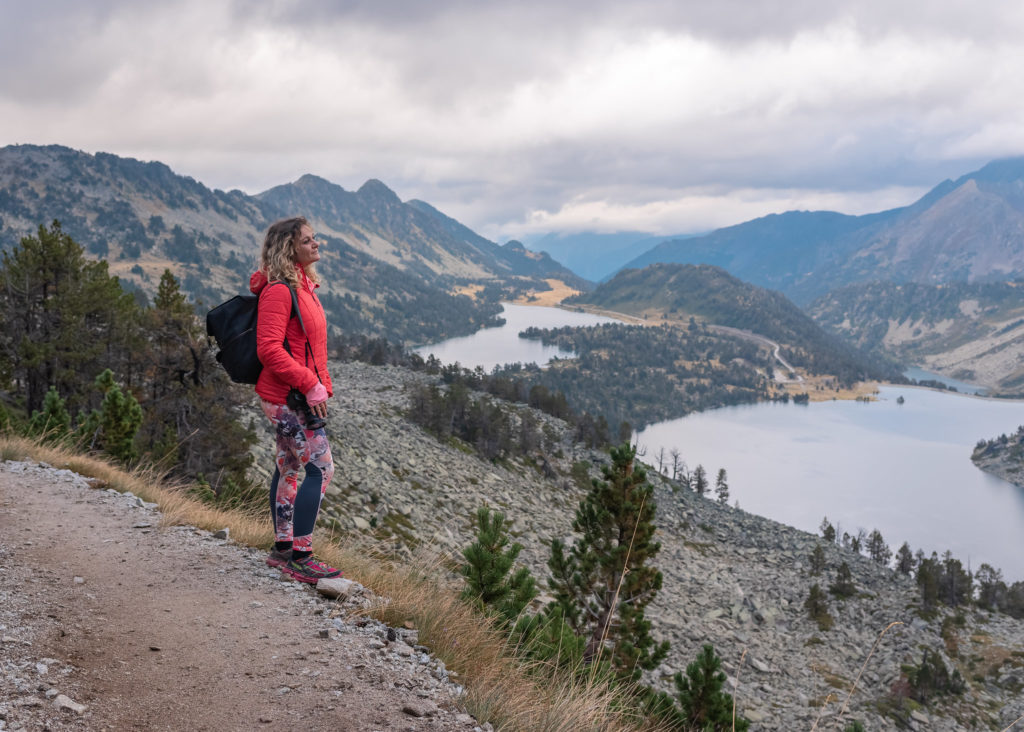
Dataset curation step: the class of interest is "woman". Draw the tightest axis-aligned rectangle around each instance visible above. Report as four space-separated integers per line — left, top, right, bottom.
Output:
250 216 340 583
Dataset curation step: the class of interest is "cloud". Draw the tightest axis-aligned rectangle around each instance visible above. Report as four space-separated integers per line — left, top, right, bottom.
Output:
2 1 1024 237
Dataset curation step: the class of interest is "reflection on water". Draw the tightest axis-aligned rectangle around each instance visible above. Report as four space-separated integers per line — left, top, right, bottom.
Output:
636 387 1024 581
415 302 616 371
904 366 988 396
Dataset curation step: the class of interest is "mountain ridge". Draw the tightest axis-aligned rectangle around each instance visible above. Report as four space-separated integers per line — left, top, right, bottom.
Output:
0 144 582 344
617 157 1024 303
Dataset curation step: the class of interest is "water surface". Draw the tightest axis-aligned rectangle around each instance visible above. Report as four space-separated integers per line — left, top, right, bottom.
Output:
415 302 615 370
636 387 1024 581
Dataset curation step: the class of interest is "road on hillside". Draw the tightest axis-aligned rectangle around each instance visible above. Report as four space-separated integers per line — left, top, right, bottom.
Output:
707 324 805 383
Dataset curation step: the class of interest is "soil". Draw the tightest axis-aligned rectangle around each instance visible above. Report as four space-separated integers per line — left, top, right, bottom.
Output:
0 460 481 732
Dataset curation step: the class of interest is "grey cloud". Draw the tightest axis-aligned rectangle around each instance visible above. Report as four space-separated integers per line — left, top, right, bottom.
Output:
4 0 1024 238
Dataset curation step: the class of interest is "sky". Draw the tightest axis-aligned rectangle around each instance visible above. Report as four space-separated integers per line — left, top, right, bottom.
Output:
4 0 1024 242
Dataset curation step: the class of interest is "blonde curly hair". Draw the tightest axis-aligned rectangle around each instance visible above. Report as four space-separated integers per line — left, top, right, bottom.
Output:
260 216 321 288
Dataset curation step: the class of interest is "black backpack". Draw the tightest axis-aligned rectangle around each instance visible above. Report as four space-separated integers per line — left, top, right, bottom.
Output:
206 282 298 384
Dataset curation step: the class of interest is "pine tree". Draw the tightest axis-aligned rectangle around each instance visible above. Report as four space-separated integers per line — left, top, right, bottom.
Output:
79 369 142 463
895 542 916 575
804 583 833 630
547 443 670 683
975 563 1006 611
916 553 940 611
674 644 749 731
939 551 972 607
28 386 71 441
808 544 826 575
460 507 537 625
692 464 708 496
138 270 255 487
714 468 729 505
0 221 140 416
830 562 856 598
819 516 836 544
866 529 892 566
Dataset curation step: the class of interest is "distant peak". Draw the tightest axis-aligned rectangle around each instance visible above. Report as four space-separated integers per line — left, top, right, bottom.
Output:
294 173 336 188
357 179 401 205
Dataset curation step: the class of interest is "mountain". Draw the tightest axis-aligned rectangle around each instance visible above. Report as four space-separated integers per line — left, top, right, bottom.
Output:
0 144 581 344
566 262 899 384
808 280 1024 392
521 231 692 282
618 158 1024 304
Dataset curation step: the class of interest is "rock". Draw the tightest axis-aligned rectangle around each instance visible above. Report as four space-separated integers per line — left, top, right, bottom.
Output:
351 516 371 531
910 709 930 724
745 709 767 723
748 657 771 674
402 699 438 717
316 577 360 599
213 528 230 540
393 642 414 657
52 694 86 715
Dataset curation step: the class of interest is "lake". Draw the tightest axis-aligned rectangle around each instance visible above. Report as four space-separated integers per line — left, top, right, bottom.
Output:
420 304 1024 581
414 302 615 370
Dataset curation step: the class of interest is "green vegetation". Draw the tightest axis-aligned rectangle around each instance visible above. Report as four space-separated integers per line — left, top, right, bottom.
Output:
897 649 966 704
829 562 857 599
0 222 256 500
804 583 834 631
507 321 773 429
567 262 900 386
547 444 669 683
673 644 750 731
460 507 537 625
457 444 749 730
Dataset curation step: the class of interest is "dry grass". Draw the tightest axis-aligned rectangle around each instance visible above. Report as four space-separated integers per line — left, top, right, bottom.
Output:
0 434 640 731
512 279 583 307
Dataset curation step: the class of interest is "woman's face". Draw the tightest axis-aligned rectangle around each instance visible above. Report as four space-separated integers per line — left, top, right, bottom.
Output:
292 225 321 267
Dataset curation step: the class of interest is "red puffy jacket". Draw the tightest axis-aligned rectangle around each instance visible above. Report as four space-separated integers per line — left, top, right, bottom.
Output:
251 267 333 404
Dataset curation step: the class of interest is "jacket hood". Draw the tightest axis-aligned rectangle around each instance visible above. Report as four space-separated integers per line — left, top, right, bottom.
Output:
249 270 269 294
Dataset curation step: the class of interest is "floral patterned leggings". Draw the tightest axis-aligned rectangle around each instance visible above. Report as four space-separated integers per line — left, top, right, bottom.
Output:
260 399 335 553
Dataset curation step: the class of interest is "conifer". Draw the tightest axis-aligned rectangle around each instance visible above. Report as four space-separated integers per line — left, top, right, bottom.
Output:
547 442 669 683
715 468 729 505
460 507 537 625
674 643 749 731
28 386 71 441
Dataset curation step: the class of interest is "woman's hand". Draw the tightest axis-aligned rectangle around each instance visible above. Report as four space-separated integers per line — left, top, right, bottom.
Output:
305 383 329 418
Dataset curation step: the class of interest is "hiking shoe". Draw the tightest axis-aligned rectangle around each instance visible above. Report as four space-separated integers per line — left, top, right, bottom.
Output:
266 548 292 569
280 556 342 584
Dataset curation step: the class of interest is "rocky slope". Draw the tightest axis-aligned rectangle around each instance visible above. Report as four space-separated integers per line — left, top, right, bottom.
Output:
971 427 1024 489
809 281 1024 394
244 361 1024 730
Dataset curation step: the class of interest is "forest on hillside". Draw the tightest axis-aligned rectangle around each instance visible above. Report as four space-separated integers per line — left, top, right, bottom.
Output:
499 321 775 429
567 263 901 387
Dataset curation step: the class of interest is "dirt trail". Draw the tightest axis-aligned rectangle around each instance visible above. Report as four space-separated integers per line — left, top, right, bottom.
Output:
0 461 478 732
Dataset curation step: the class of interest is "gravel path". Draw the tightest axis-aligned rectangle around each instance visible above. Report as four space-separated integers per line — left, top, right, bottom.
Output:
0 460 482 732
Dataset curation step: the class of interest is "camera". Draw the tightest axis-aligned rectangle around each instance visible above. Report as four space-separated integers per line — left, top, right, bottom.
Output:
287 388 327 431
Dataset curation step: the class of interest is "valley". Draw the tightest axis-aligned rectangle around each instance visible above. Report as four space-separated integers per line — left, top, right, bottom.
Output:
4 145 1024 728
